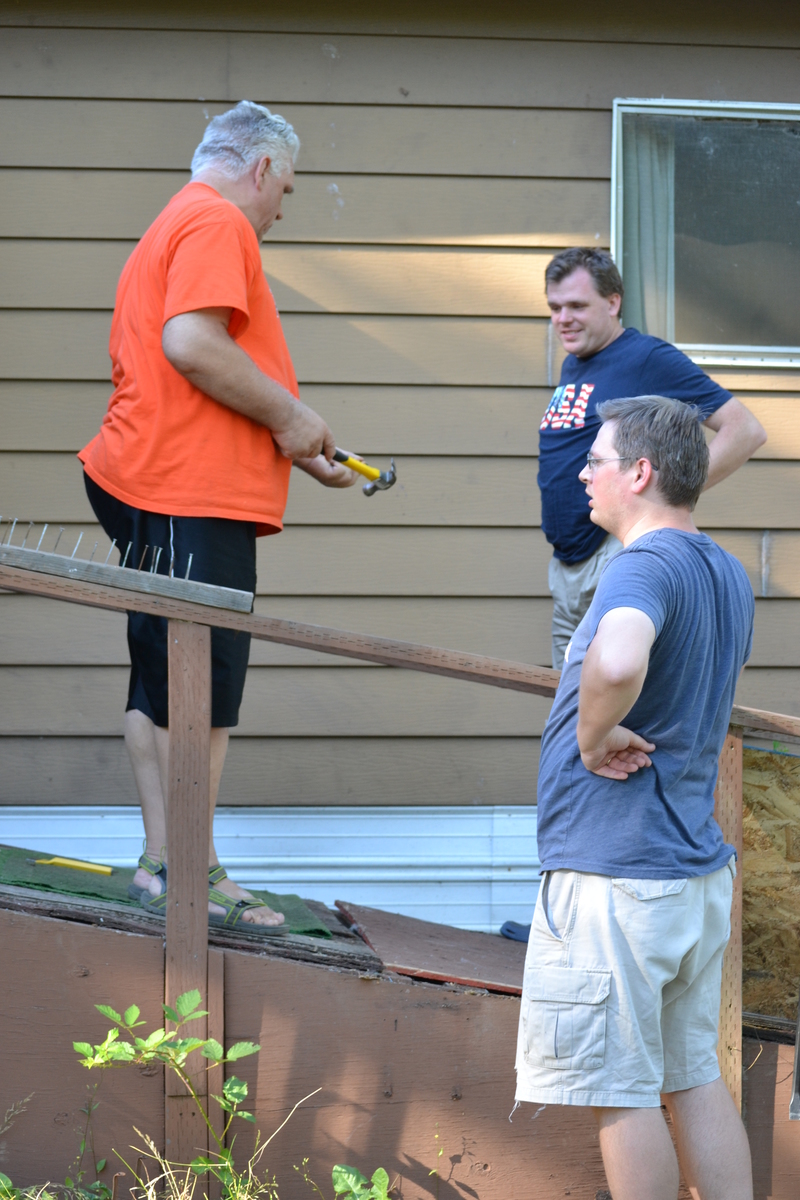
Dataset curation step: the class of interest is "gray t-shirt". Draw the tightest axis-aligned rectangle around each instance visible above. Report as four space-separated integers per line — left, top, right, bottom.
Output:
536 529 754 878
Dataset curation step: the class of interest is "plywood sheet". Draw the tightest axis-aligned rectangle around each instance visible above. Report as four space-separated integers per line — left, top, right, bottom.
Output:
335 900 526 993
0 381 551 455
0 734 542 807
0 311 550 384
4 29 800 109
0 169 611 245
0 664 554 736
0 99 611 177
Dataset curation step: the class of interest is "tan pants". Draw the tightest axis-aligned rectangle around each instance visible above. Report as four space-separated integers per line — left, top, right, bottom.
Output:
548 534 623 669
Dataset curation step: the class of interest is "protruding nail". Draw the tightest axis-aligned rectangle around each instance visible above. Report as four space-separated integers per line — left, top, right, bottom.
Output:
104 538 117 564
185 553 193 580
20 521 34 548
152 547 163 574
120 542 132 569
70 532 84 559
88 541 99 562
169 552 175 579
53 526 65 553
137 545 149 571
7 518 18 545
35 524 49 551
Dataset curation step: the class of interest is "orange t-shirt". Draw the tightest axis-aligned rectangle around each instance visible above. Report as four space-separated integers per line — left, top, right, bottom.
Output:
79 182 296 534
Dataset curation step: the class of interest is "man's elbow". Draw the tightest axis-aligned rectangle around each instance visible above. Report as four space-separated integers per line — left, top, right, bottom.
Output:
748 415 768 455
162 320 202 378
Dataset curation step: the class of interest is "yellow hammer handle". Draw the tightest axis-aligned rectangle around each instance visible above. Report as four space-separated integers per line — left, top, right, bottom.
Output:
35 856 113 875
332 449 381 482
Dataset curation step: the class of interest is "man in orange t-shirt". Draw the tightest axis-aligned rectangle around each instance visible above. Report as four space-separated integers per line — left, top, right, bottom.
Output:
80 101 356 930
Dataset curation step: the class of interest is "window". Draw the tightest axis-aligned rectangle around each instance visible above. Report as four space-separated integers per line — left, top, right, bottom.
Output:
611 99 800 367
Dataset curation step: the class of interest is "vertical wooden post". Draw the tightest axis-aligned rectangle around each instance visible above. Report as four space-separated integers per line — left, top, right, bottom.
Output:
165 619 211 1164
714 729 744 1112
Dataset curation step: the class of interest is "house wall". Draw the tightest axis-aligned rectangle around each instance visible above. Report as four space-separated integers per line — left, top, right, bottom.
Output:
1 0 800 812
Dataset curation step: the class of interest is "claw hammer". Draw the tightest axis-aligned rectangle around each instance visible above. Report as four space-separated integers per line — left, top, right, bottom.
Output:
332 449 397 497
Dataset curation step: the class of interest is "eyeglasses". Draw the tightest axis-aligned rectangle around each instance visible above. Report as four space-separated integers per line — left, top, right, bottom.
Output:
584 454 632 473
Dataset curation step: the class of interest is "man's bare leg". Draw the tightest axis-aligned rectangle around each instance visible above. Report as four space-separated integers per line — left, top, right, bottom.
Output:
594 1107 680 1200
126 710 283 926
663 1077 753 1200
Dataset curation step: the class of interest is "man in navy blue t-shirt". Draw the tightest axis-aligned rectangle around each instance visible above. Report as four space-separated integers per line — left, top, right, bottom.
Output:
539 247 765 668
516 395 755 1200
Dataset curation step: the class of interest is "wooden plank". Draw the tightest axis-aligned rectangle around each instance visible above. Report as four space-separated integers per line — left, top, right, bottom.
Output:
0 100 612 177
1 240 553 316
0 735 543 808
0 169 611 245
713 732 743 1112
0 544 254 612
5 29 800 109
0 524 556 596
335 901 526 993
0 905 166 1186
0 594 556 666
0 381 551 456
206 946 225 1171
165 620 210 1164
0 664 553 736
0 311 550 384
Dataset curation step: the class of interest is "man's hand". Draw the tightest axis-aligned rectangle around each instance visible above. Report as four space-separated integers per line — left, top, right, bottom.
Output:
293 454 360 488
580 725 655 780
162 307 335 460
577 607 656 781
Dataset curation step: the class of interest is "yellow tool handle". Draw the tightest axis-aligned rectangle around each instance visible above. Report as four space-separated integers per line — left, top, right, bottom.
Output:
332 449 381 482
33 856 113 875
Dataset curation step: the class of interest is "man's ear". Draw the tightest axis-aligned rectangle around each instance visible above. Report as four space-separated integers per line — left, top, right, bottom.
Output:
255 155 272 187
630 457 655 495
608 292 622 318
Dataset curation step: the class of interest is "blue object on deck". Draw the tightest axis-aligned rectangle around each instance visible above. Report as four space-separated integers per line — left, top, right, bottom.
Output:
500 920 531 943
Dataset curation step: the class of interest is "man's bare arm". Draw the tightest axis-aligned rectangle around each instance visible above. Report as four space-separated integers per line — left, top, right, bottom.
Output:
577 607 656 780
703 397 766 489
162 307 335 461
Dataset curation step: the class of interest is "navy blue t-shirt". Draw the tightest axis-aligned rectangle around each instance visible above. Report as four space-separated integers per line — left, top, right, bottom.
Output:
536 529 754 879
538 329 732 564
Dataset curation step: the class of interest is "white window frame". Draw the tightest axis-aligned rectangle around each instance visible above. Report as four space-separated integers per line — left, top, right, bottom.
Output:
611 97 800 369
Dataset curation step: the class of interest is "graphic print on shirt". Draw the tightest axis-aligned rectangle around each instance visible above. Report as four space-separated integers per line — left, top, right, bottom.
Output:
540 383 595 431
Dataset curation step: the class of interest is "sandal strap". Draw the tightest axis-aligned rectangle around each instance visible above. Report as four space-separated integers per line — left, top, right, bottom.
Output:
137 852 166 879
208 887 267 927
208 864 228 885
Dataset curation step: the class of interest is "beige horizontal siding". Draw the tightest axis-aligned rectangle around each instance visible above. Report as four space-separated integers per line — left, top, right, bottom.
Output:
0 171 612 246
2 12 799 816
0 665 553 736
4 452 799 528
3 29 800 109
0 734 541 808
0 100 611 177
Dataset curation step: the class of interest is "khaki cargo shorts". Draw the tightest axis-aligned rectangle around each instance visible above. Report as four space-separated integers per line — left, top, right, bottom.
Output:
515 860 735 1108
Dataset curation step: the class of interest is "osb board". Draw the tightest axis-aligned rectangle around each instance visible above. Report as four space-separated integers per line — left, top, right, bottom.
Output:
335 901 526 993
0 907 165 1187
742 748 800 1021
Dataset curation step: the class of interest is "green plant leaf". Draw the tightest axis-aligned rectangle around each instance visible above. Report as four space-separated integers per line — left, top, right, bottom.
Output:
222 1076 248 1105
0 1173 13 1187
225 1041 260 1061
144 1028 168 1049
370 1167 390 1199
73 1042 94 1057
190 1157 214 1174
211 1093 234 1113
332 1164 370 1196
122 1005 140 1026
162 1004 180 1024
95 1005 122 1023
181 1010 209 1023
201 1039 224 1061
96 1160 107 1173
237 1111 256 1123
175 989 202 1017
64 1178 74 1188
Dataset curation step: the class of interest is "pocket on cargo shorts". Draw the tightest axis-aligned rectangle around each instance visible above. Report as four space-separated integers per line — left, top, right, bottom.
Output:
522 965 612 1071
611 878 688 901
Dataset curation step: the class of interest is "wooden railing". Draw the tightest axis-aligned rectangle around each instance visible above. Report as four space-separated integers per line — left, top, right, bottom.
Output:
2 555 799 1149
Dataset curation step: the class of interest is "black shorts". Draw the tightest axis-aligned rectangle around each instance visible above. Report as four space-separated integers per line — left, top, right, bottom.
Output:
85 473 256 728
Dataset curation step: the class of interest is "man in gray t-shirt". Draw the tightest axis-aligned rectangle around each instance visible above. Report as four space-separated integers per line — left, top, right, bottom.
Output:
516 396 755 1200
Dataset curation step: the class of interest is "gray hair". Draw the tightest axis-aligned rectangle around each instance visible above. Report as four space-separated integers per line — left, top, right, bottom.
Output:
191 100 299 179
597 395 709 510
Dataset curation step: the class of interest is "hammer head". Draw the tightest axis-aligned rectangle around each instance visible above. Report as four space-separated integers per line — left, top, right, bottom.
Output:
362 457 397 497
